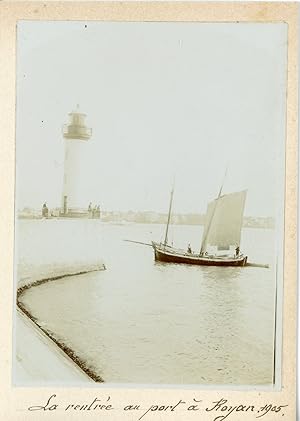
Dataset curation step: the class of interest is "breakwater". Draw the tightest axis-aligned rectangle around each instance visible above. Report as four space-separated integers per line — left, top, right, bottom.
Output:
17 265 105 383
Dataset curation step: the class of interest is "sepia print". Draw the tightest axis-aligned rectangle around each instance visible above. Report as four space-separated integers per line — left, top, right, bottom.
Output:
14 19 288 388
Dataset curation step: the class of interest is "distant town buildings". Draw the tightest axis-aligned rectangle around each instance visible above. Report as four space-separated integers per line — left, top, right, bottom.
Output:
18 207 274 229
97 210 274 229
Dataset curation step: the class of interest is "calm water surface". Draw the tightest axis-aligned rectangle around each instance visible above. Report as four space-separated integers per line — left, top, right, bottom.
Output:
18 220 276 385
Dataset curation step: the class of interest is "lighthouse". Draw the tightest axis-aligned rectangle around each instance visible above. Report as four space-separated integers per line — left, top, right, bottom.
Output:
61 107 92 215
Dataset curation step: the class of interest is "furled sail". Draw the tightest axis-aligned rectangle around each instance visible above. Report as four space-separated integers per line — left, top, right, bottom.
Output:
200 190 247 253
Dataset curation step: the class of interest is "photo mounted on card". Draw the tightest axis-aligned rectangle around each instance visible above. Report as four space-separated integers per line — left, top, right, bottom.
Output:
0 2 297 421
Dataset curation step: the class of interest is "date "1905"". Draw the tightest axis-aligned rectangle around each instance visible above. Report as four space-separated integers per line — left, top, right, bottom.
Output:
257 403 288 418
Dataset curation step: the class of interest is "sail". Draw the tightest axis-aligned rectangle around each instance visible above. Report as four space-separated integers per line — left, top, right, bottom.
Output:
201 190 247 252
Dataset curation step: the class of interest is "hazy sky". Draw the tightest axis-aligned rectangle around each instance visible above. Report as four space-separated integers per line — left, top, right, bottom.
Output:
16 21 287 217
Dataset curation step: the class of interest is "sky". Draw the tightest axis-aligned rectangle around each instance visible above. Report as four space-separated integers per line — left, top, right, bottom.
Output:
16 21 287 217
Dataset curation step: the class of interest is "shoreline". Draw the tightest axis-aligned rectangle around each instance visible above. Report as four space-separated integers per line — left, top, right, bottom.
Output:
16 265 106 383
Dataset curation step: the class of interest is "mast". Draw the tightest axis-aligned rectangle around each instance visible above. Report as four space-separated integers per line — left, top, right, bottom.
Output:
200 168 227 254
164 186 174 246
217 167 227 198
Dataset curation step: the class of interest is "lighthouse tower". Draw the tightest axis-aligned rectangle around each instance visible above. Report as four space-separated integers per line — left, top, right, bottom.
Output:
61 107 92 215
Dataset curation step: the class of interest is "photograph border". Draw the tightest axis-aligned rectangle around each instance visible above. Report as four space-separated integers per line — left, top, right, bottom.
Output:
0 2 297 420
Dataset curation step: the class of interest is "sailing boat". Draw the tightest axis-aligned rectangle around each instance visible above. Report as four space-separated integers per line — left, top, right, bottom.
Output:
152 183 248 267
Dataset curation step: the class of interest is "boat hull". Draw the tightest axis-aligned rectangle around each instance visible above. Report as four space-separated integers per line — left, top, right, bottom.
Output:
152 243 247 267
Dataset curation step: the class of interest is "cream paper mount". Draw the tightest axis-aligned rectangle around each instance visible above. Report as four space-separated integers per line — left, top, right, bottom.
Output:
0 2 297 421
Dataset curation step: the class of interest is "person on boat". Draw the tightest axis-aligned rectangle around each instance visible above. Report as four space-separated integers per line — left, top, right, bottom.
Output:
187 243 192 253
235 246 240 257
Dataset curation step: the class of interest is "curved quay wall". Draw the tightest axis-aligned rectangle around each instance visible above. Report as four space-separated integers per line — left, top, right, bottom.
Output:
16 264 106 383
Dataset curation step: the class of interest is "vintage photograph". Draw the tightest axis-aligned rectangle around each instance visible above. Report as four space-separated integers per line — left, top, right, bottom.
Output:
14 20 287 387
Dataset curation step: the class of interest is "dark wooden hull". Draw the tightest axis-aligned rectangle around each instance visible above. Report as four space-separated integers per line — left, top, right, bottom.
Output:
152 243 247 267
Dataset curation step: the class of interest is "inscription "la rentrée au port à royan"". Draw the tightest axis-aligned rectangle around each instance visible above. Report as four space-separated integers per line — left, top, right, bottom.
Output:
27 394 288 421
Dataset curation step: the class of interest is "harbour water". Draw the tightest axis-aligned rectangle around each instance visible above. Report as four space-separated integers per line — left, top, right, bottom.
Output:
17 219 276 385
